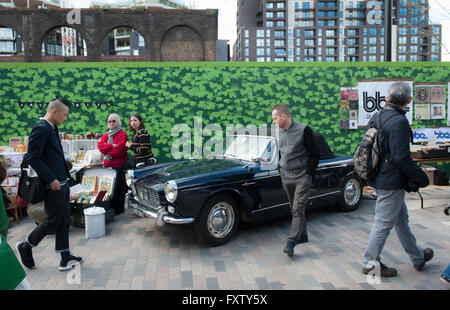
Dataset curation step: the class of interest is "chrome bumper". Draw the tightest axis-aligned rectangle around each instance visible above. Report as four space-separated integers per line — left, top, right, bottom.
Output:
125 192 195 226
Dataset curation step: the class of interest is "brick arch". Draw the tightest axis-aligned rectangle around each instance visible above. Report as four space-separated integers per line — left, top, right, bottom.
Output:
0 8 217 62
39 24 88 56
0 24 25 42
100 25 149 57
160 25 205 62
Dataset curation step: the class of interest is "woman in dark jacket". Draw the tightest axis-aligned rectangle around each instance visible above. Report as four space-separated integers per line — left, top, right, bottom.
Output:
126 113 156 168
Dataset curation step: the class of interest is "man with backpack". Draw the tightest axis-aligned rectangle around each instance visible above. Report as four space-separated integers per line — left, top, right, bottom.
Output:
361 82 433 277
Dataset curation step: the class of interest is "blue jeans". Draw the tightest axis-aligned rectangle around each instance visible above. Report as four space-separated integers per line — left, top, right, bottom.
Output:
442 264 450 278
363 189 424 267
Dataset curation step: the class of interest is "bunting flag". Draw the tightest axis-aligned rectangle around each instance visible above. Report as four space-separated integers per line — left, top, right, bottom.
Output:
17 101 113 109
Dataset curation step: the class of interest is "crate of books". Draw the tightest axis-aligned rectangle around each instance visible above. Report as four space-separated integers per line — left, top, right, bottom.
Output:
70 167 117 228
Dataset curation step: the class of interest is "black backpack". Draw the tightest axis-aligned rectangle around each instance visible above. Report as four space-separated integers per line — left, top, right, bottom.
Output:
353 111 396 180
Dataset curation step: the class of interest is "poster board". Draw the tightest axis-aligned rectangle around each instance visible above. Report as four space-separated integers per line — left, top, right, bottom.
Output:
357 80 413 126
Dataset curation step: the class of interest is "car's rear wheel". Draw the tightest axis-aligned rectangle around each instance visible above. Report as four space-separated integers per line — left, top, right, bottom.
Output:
338 174 362 212
194 194 240 247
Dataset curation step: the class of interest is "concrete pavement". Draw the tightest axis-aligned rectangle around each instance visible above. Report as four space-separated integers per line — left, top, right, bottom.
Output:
6 186 450 290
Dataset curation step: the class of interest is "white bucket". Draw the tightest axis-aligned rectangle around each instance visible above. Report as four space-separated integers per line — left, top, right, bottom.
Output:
83 207 105 238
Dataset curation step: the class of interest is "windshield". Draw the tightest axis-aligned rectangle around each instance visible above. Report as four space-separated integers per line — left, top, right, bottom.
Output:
224 135 275 162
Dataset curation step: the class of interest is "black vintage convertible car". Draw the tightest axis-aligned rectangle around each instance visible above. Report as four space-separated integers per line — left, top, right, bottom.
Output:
125 133 363 246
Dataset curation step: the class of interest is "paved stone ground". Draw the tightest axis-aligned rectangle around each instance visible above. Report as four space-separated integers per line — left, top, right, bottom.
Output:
6 186 450 290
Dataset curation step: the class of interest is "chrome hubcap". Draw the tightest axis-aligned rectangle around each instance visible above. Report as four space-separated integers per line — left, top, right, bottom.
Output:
344 178 361 206
207 202 235 239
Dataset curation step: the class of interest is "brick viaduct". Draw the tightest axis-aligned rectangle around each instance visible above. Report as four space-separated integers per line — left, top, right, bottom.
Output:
0 7 218 62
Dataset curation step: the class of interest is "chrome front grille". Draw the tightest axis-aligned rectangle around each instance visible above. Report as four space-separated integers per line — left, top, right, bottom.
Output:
134 184 161 209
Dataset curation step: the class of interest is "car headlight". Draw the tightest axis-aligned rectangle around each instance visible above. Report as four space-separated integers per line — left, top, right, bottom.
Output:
164 180 178 203
125 170 134 187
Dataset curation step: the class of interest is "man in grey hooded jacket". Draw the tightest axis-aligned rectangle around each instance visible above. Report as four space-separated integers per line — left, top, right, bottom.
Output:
272 103 319 257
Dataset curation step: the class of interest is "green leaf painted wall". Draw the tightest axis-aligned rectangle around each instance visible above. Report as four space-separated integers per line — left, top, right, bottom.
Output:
1 62 449 169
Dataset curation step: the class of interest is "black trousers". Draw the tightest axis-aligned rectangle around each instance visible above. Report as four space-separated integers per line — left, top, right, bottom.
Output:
27 183 70 252
111 167 127 215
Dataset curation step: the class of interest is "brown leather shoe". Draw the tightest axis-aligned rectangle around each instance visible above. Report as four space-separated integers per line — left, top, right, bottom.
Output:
362 261 398 277
414 248 434 271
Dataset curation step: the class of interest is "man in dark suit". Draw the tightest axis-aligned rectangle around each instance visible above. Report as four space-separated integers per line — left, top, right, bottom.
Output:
16 98 84 271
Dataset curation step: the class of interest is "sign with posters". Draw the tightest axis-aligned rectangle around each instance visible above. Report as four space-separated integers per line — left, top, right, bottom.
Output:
448 82 450 126
340 87 358 130
357 80 413 126
412 127 450 143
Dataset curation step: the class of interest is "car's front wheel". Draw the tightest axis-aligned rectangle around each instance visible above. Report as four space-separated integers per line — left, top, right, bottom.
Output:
338 174 363 212
194 194 240 247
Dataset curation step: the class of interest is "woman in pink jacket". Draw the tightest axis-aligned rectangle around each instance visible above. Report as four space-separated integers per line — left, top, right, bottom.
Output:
97 113 128 214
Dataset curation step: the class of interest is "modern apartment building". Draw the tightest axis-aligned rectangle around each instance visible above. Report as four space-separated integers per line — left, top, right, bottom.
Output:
233 0 442 62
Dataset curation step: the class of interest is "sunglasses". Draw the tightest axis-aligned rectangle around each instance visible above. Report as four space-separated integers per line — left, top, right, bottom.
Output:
108 120 116 123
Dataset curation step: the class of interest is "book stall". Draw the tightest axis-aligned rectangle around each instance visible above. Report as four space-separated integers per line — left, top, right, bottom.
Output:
0 134 114 227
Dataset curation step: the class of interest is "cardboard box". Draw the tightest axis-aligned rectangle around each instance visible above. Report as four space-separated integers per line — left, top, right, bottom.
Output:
421 165 436 185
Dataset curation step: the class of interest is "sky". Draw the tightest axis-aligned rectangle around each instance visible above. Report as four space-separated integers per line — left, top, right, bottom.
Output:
70 0 450 61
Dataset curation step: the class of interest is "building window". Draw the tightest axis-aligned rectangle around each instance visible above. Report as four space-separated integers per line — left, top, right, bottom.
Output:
328 20 335 26
266 21 274 27
348 47 357 55
302 2 310 9
257 57 265 62
305 30 314 37
369 37 377 44
245 29 249 38
305 39 315 46
305 48 315 55
326 30 336 37
266 2 273 9
326 39 335 46
274 39 285 47
326 48 335 55
369 28 377 36
277 21 285 27
256 39 265 47
277 2 284 8
257 48 265 56
275 30 285 37
257 30 265 38
266 12 274 18
277 12 285 18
